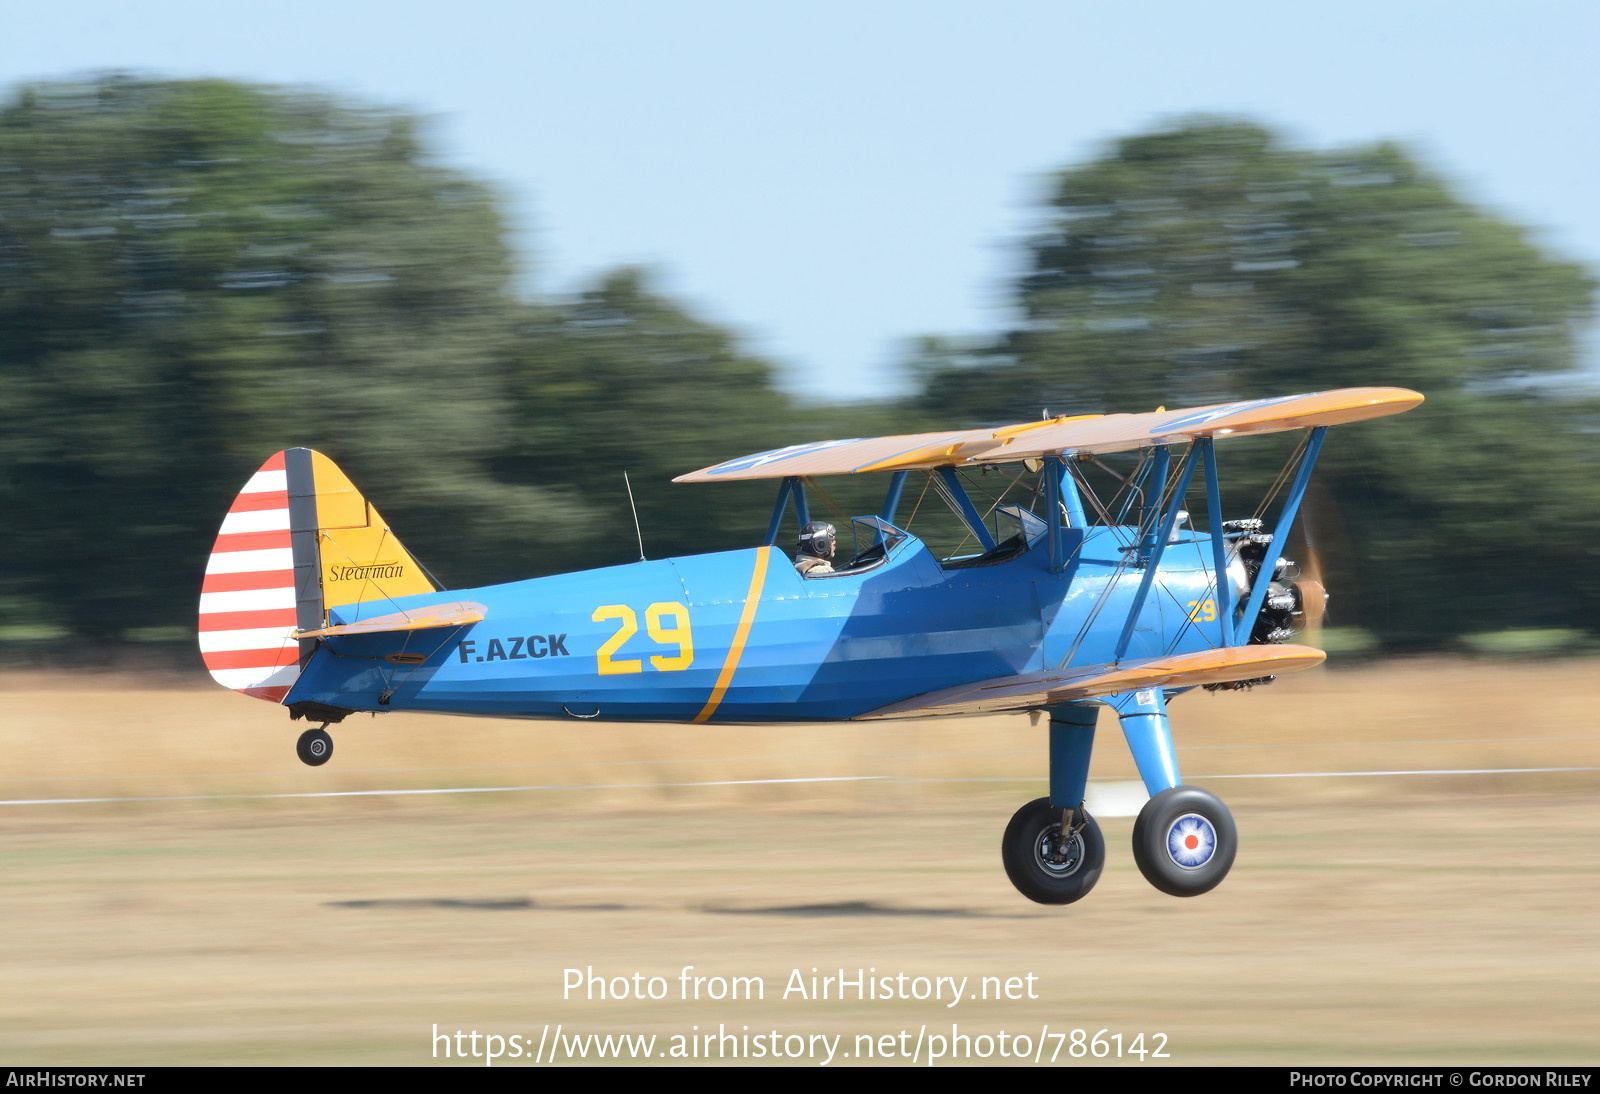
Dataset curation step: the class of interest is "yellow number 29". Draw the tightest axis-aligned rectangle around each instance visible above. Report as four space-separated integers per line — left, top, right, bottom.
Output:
592 602 695 675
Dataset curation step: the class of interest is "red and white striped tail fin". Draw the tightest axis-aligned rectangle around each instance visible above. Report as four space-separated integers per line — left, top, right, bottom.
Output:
200 449 437 704
199 451 301 702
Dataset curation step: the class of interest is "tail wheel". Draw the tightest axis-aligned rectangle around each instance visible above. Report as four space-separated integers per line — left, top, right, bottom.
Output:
296 727 333 767
1001 797 1105 905
1131 785 1236 897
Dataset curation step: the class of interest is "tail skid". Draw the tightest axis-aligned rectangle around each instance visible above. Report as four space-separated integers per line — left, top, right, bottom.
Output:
199 449 435 702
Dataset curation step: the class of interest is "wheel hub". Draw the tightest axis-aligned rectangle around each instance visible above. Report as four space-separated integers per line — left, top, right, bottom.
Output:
1036 828 1084 875
1165 812 1217 869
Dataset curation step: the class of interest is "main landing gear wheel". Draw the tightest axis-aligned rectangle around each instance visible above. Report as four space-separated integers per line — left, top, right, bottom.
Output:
1001 797 1105 905
296 727 333 767
1131 785 1236 897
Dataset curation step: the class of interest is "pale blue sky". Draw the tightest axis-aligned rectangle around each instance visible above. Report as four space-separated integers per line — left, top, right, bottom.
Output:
6 1 1597 398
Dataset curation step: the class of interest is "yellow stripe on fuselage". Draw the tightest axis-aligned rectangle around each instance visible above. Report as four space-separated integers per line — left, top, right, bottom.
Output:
692 548 771 724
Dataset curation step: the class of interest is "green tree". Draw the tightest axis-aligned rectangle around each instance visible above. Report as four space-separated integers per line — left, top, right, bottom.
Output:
0 76 858 646
0 76 590 639
915 119 1598 648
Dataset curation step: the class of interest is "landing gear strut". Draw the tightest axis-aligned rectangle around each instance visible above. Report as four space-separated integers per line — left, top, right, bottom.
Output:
296 725 334 767
1001 704 1104 904
1001 692 1239 903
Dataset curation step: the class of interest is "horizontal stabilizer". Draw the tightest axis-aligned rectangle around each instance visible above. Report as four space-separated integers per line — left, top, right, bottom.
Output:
856 644 1326 719
294 602 487 639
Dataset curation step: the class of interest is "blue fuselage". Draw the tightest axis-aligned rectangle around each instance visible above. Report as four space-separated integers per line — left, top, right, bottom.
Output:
286 525 1228 723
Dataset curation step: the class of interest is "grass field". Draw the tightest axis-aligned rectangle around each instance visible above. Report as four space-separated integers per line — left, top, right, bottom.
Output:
3 661 1598 1067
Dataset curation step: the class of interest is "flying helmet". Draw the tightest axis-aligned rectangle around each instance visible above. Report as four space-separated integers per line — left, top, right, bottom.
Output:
797 520 836 558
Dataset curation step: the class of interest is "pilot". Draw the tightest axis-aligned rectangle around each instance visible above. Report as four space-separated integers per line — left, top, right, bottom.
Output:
794 521 837 576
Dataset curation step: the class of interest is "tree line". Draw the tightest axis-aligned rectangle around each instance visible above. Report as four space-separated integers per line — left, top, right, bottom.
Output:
2 76 1594 654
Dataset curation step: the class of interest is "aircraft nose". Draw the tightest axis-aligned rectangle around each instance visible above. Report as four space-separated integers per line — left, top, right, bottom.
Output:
1293 576 1328 635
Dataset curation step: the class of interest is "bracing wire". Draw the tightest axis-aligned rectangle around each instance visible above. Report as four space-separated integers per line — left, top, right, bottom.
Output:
624 470 646 562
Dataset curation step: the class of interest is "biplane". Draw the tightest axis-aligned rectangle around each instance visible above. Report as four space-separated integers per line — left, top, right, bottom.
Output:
199 386 1422 904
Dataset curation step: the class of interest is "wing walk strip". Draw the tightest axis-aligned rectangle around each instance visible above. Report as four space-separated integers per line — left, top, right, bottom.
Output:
691 548 772 724
198 451 301 701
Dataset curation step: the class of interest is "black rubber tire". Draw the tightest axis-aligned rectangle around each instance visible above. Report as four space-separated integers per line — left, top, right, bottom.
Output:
296 727 333 767
1001 797 1105 905
1131 785 1237 897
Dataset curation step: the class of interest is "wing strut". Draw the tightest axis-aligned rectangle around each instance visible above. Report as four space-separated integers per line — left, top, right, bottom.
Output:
1199 437 1232 647
1130 445 1172 556
762 476 811 546
1232 426 1327 645
1113 444 1200 661
880 470 908 524
934 467 997 551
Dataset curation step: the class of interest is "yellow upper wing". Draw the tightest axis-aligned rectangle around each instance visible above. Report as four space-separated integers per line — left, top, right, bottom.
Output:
675 387 1423 482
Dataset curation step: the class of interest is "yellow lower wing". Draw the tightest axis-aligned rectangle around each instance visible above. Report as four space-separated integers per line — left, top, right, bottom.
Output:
855 645 1325 719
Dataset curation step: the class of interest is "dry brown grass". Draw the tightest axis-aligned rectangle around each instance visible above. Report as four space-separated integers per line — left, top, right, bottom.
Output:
3 661 1598 1066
